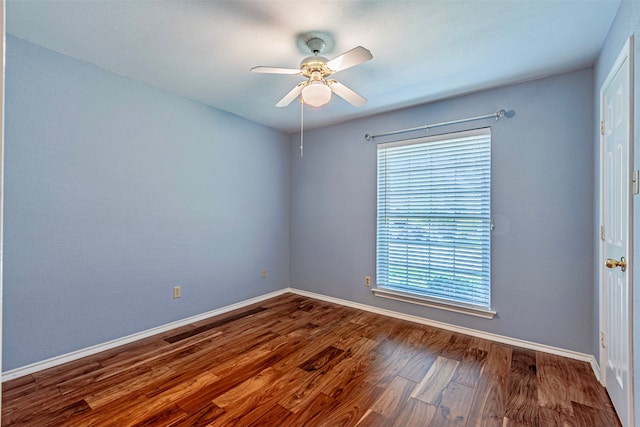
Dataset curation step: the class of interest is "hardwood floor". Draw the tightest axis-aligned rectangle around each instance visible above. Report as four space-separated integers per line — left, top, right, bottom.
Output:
2 293 620 426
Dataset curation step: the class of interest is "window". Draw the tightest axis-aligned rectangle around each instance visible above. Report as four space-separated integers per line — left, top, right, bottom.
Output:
375 128 493 317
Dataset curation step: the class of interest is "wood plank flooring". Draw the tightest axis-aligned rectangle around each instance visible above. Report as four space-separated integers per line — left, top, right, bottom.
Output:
2 293 621 426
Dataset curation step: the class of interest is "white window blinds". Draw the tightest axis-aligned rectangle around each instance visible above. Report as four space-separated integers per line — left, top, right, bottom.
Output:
376 128 491 309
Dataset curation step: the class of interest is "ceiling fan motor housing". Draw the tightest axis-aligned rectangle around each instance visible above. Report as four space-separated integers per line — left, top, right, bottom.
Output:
299 57 332 78
298 37 335 79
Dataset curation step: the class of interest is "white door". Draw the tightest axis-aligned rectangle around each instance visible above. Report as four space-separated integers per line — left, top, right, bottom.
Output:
600 36 634 427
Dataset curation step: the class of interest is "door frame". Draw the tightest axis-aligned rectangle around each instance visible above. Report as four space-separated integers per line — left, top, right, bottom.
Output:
1 1 6 423
0 0 6 418
598 35 634 425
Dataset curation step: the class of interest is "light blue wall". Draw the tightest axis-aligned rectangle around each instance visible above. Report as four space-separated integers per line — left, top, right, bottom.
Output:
3 35 290 371
594 0 640 423
1 24 609 379
290 68 595 354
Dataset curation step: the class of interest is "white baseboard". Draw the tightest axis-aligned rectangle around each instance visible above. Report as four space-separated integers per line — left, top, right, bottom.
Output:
3 287 601 383
286 288 602 381
1 289 289 382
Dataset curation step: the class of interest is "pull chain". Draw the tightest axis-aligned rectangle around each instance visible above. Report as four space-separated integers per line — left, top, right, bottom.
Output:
300 97 304 158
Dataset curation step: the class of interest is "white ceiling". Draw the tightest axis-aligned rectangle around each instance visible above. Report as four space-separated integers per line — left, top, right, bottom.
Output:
6 0 620 133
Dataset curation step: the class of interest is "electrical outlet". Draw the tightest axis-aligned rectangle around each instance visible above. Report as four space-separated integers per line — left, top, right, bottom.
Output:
365 276 371 287
173 286 181 299
261 269 267 279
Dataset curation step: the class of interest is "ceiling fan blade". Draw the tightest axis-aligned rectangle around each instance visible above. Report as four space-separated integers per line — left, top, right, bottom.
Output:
329 81 367 107
326 46 373 73
251 66 301 75
276 82 305 107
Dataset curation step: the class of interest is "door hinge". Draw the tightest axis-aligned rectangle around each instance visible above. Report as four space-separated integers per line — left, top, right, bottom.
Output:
600 225 605 241
601 331 606 349
633 170 640 195
601 120 605 136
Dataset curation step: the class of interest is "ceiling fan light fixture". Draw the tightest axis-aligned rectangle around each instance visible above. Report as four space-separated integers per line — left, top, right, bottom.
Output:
301 81 332 107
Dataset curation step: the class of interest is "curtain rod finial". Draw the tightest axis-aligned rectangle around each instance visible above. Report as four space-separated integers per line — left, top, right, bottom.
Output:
364 133 373 141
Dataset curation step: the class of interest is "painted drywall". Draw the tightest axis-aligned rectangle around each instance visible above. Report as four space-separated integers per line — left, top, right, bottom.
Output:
290 68 595 354
594 0 640 424
2 35 290 371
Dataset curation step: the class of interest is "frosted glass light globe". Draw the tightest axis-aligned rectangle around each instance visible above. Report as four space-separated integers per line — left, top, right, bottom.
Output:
302 82 331 107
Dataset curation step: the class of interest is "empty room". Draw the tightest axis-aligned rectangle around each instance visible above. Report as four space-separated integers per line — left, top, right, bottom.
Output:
1 0 639 426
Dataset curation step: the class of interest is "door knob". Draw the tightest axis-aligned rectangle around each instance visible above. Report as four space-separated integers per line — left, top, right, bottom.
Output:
606 257 627 272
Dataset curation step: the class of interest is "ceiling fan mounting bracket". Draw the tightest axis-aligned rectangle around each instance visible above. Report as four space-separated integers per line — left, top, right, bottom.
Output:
306 37 325 55
296 31 335 55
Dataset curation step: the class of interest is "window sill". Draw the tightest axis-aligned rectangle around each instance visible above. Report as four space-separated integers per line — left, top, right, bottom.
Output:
372 287 496 319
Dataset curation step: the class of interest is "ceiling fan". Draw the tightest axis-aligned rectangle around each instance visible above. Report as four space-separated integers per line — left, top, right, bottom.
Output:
251 37 372 108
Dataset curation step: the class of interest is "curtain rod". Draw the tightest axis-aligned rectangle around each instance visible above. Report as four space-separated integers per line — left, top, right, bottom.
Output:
364 109 507 141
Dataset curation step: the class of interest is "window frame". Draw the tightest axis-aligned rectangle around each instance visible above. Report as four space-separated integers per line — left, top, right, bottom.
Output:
374 127 495 319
